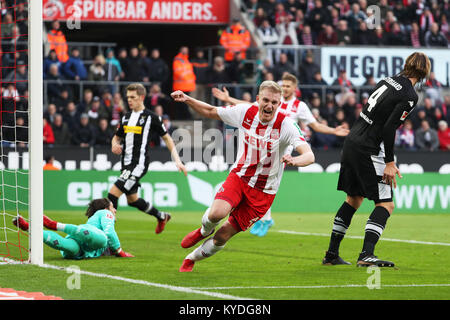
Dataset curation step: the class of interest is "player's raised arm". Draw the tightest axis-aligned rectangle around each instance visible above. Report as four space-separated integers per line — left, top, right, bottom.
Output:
212 86 247 105
171 90 221 120
308 121 350 137
161 133 188 176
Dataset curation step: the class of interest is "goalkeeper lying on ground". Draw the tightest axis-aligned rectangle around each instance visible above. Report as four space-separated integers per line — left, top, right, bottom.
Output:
13 198 133 259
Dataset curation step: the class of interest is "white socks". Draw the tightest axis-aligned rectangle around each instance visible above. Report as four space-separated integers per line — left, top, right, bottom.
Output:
186 238 225 262
260 208 272 221
200 208 219 236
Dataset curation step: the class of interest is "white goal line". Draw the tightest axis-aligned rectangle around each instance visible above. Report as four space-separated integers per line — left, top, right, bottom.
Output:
190 284 450 290
276 230 450 246
38 263 257 300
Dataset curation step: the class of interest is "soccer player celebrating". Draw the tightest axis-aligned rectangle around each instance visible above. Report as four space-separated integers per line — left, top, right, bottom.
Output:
108 83 187 234
171 80 315 272
212 73 349 236
13 198 133 259
323 52 431 267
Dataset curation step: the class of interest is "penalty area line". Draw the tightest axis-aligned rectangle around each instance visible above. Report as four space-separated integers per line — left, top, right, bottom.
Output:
276 230 450 246
38 263 257 300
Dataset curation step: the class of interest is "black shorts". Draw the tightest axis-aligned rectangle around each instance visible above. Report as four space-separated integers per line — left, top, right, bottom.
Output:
114 166 146 195
337 140 393 203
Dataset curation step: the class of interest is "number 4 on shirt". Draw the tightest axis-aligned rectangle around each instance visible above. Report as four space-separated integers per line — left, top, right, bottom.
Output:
367 85 388 112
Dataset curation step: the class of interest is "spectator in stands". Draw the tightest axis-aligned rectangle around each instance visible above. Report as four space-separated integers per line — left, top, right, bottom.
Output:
63 101 81 131
77 88 94 114
71 113 96 147
273 52 296 81
317 25 338 45
172 46 196 94
219 18 251 62
258 0 276 26
422 97 437 128
245 0 259 21
336 19 352 45
420 7 435 33
370 27 388 46
51 113 71 145
87 96 110 126
138 46 152 82
276 15 299 60
103 52 120 95
207 56 231 84
438 120 450 151
332 69 353 95
415 119 440 151
439 14 450 43
44 103 57 124
310 71 328 97
105 48 122 76
149 48 170 88
4 60 27 95
45 63 68 105
88 54 106 82
95 118 114 146
117 47 128 80
62 48 87 81
191 48 210 102
387 22 408 46
1 13 14 40
47 20 69 63
227 51 246 85
442 95 450 124
319 94 336 126
15 2 28 35
395 119 415 150
340 93 358 127
43 155 60 171
145 83 170 112
43 49 61 78
408 22 423 47
111 92 125 127
298 24 315 45
15 116 28 148
346 3 367 31
3 83 20 102
274 3 290 25
253 7 268 28
43 118 55 146
424 22 448 47
298 51 320 84
257 19 279 65
329 6 340 29
307 0 330 34
0 48 13 78
123 46 148 82
425 72 443 105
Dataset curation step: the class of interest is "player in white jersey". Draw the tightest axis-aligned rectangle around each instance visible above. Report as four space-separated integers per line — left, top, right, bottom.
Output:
212 73 349 236
171 80 315 272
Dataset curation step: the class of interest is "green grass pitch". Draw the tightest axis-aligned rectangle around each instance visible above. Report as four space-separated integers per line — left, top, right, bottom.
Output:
0 210 449 300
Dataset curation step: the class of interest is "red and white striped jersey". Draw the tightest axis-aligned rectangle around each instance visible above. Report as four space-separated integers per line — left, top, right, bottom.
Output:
279 96 317 125
217 103 308 194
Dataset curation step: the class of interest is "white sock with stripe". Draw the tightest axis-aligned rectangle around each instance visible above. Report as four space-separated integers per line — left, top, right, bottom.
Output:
186 238 225 261
200 208 219 236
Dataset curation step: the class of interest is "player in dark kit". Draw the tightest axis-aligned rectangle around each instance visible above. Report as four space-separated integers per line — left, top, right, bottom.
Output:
322 52 431 267
108 83 187 234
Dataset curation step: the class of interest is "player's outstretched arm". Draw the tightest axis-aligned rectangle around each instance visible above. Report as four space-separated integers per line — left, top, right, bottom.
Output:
282 144 315 167
212 87 247 105
161 133 188 176
308 121 349 136
171 90 221 120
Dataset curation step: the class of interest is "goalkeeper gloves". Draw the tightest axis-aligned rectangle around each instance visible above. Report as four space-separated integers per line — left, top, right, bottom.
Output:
115 248 134 258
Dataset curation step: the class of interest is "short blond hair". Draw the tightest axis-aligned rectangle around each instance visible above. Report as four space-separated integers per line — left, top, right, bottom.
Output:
258 80 282 95
126 83 147 96
281 73 298 85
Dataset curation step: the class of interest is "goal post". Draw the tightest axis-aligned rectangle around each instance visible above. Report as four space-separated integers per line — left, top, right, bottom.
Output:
28 0 44 265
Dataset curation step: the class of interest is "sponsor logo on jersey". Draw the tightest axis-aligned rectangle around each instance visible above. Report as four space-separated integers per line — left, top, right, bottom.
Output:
124 125 142 134
400 111 409 121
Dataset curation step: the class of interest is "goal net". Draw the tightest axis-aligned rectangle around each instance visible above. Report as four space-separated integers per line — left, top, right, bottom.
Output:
0 0 43 264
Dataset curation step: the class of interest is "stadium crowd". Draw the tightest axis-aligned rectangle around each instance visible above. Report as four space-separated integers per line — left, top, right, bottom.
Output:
0 0 449 152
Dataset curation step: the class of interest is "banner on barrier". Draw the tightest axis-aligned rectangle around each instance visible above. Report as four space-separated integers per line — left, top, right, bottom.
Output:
321 47 450 86
43 171 450 213
43 0 230 24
